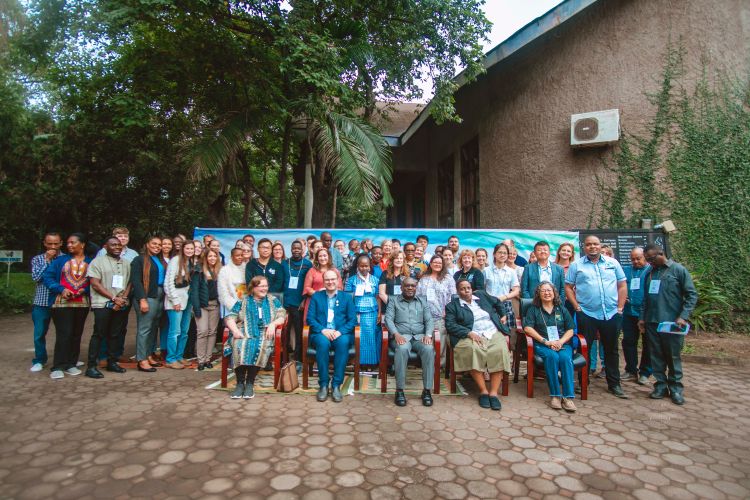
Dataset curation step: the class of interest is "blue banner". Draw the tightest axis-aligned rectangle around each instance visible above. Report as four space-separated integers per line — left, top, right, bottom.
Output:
193 228 579 261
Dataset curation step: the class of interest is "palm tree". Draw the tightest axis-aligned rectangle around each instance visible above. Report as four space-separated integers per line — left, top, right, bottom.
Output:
302 110 393 228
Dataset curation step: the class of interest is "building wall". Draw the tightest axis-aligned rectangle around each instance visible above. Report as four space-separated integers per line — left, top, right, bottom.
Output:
395 0 750 229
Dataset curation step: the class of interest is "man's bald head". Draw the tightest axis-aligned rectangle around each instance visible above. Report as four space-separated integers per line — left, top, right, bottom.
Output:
630 247 647 268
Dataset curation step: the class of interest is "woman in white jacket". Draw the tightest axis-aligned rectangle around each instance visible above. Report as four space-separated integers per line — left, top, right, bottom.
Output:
218 247 247 312
164 241 195 368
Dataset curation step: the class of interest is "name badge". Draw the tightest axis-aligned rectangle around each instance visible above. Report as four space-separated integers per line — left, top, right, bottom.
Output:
393 285 401 295
268 269 276 275
426 288 437 302
258 308 263 320
355 284 365 296
327 308 334 323
649 279 661 294
111 274 124 289
630 278 640 290
546 325 560 341
288 276 299 289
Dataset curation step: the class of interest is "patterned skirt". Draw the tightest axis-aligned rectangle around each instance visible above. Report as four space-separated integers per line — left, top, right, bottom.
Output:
232 334 273 368
501 300 516 328
357 309 381 365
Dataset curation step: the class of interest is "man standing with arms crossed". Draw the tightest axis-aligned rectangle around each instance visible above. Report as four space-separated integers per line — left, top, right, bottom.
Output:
639 244 697 405
565 235 629 399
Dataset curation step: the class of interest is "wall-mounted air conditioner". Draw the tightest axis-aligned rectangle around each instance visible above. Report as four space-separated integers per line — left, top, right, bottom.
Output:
570 109 620 147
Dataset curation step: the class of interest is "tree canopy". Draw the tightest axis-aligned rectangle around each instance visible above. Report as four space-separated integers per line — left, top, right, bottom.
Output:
0 0 490 256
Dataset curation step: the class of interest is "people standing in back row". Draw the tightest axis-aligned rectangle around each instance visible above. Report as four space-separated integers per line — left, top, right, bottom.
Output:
132 236 166 373
565 235 628 399
85 236 131 379
247 238 284 295
622 247 652 385
521 241 565 301
639 244 697 406
29 232 63 373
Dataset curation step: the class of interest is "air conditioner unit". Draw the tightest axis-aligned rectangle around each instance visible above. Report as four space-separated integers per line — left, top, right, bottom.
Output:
570 109 620 147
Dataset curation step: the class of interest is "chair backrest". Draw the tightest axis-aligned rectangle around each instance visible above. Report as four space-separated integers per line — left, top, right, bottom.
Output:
520 298 533 318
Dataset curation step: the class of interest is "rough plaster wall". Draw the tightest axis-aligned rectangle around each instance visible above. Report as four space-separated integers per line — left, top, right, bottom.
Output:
399 0 750 229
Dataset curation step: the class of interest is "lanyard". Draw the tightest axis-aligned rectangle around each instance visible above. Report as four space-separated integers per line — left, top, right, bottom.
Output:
287 258 304 278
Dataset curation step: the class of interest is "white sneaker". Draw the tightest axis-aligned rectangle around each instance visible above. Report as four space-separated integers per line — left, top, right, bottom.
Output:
30 363 44 372
65 367 82 376
76 361 84 367
50 370 64 380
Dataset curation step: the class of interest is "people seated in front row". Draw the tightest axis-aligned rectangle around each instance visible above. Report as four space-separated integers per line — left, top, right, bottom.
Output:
307 270 356 403
384 277 435 407
445 279 511 411
523 282 577 412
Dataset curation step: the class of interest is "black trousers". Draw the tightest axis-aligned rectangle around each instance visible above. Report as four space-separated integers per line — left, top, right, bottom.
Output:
51 307 89 371
88 308 129 367
576 311 623 389
285 306 304 360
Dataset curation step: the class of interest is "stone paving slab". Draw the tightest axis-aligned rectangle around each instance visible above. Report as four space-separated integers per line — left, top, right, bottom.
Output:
2 313 749 499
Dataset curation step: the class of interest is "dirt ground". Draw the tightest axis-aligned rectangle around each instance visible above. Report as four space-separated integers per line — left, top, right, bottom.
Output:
685 332 750 361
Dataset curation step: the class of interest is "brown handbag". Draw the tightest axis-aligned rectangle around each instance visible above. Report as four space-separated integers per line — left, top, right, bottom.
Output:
275 361 299 392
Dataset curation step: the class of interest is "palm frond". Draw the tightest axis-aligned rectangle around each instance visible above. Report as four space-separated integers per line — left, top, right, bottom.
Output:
183 114 251 182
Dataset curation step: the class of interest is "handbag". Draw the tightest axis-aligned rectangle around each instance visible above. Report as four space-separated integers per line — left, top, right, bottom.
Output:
275 361 299 393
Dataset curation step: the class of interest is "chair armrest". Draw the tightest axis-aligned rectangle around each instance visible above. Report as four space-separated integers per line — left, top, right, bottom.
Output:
515 318 523 333
576 333 588 358
525 333 534 358
302 326 310 363
222 327 229 343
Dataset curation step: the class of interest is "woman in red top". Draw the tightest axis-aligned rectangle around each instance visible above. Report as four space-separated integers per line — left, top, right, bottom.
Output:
302 248 342 324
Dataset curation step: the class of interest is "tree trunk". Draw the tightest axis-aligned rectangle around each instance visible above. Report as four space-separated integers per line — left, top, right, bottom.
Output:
330 187 337 228
278 118 292 228
304 139 314 228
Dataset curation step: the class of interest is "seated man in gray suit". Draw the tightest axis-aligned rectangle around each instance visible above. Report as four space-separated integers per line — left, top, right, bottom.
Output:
384 277 435 407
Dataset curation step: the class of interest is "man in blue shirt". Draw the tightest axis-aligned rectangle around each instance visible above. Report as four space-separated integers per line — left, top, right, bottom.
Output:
282 240 312 365
565 235 628 398
622 247 652 385
307 270 356 403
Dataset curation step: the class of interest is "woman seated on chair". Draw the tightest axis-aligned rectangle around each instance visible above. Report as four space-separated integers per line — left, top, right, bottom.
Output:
445 279 511 411
224 275 286 400
522 281 577 412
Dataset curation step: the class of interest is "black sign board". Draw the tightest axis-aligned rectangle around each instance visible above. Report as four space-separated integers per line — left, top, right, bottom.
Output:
575 229 670 263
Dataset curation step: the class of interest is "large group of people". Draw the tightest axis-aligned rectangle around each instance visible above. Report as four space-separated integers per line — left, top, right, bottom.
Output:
30 228 697 409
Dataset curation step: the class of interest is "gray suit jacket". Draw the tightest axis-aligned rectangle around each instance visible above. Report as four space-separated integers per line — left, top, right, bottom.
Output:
384 295 435 340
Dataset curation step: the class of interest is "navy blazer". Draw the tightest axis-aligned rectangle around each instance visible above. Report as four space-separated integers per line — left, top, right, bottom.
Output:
444 291 510 348
521 262 566 301
306 290 356 337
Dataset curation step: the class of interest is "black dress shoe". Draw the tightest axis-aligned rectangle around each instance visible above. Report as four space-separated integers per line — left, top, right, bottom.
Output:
394 389 407 407
137 364 157 373
85 367 104 379
331 385 343 403
205 361 213 369
106 363 126 373
608 386 629 399
316 386 329 402
421 389 433 407
197 363 205 371
649 389 667 399
670 392 685 405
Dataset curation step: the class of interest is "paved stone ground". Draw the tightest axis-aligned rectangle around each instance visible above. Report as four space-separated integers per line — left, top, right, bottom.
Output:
2 313 750 500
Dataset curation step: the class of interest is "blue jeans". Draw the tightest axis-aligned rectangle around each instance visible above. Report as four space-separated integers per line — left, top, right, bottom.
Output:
166 309 192 364
31 305 52 365
310 333 352 388
589 339 606 372
534 343 575 399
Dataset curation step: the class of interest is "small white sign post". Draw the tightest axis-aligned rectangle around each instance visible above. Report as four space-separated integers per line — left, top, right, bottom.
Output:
0 250 23 287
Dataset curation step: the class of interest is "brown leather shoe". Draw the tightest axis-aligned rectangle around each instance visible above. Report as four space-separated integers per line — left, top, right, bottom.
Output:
561 398 577 412
549 397 562 410
166 362 184 369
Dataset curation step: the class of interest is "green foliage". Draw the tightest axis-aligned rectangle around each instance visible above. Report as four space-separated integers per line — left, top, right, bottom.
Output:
690 274 731 333
599 43 750 329
0 273 34 314
334 195 386 229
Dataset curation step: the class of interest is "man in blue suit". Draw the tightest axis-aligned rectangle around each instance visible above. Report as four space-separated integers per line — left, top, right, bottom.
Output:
521 241 566 301
307 270 356 402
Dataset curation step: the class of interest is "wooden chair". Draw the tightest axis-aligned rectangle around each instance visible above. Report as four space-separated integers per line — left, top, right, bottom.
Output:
301 326 361 390
221 317 288 389
516 298 589 400
378 325 441 394
447 335 511 396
